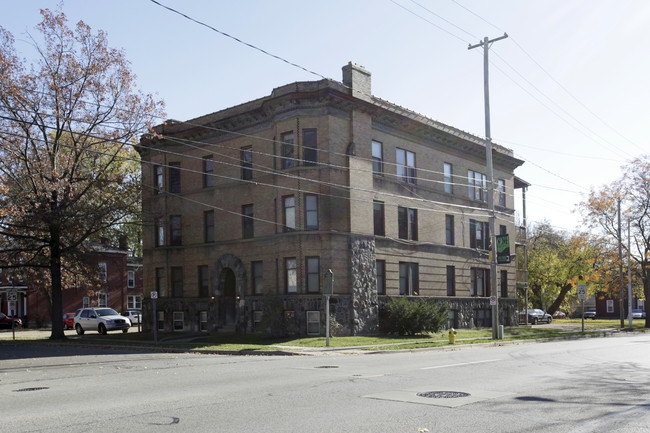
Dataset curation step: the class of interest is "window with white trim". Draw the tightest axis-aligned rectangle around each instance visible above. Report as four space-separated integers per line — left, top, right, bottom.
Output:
468 169 487 202
127 270 135 288
396 148 416 184
98 292 107 307
173 311 184 331
127 295 142 310
98 262 107 282
199 311 208 332
306 311 320 335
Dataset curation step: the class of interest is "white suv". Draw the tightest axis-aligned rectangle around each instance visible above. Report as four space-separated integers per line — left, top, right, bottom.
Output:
74 308 131 335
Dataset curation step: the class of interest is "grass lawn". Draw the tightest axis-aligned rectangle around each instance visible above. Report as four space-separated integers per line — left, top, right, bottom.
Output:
2 319 646 353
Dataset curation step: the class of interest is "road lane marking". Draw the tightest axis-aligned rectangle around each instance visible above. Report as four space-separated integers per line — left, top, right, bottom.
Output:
421 359 501 370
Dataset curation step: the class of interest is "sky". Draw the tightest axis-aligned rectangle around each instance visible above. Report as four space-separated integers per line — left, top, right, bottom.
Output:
3 0 649 233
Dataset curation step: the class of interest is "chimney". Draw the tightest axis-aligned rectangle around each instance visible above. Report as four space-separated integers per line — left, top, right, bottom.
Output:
342 62 371 102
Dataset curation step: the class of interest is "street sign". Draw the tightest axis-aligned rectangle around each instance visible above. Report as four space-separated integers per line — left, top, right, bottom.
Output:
577 282 587 300
323 269 334 295
490 296 497 306
7 290 17 302
150 291 158 299
496 234 511 264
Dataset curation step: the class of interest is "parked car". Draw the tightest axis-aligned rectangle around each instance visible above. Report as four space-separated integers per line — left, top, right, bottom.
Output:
583 308 597 319
63 312 76 330
0 312 22 329
552 311 566 318
74 308 131 335
527 309 552 324
121 310 141 324
631 309 646 319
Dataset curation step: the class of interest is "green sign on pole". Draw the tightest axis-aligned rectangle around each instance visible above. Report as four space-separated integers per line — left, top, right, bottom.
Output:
496 234 511 264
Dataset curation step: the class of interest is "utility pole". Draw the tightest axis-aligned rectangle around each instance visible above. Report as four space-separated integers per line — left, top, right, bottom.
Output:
469 33 508 340
618 198 624 328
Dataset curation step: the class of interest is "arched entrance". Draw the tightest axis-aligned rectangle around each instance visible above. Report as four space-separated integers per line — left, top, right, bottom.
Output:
221 268 237 325
212 253 247 331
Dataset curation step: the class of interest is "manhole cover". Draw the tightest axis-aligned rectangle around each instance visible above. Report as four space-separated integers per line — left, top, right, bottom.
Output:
14 387 49 392
314 365 339 369
417 391 470 399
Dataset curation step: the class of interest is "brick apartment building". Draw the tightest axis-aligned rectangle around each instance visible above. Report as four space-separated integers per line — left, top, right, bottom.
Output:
138 62 527 336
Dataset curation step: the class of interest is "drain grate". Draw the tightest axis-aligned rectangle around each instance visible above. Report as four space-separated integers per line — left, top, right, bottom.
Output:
417 391 470 399
14 387 49 392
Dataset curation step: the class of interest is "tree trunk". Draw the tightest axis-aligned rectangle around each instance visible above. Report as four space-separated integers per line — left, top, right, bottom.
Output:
547 283 573 315
49 195 65 339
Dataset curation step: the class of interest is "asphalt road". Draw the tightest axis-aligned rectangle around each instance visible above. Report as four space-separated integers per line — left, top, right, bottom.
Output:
1 333 649 432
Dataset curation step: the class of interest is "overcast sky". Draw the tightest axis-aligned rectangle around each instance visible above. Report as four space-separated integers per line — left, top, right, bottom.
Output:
4 0 648 233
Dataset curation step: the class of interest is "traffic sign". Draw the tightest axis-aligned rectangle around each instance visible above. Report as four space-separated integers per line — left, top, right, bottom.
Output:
490 296 497 306
150 291 158 299
7 290 17 302
577 282 587 300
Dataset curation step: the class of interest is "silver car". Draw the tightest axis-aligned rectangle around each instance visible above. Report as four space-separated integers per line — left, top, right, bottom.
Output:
74 308 131 335
121 310 141 324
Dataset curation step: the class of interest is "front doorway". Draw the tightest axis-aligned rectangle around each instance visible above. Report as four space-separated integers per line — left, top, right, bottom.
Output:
221 268 237 325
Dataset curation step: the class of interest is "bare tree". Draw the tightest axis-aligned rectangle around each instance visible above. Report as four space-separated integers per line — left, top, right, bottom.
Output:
0 9 164 338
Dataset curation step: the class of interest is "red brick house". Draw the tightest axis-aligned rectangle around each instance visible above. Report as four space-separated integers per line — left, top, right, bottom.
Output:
0 240 142 327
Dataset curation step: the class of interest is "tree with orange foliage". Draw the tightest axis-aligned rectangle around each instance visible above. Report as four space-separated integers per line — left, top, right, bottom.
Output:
526 222 598 315
580 156 650 328
0 8 164 338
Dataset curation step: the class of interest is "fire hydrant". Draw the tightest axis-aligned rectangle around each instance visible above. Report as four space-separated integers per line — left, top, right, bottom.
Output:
448 328 457 344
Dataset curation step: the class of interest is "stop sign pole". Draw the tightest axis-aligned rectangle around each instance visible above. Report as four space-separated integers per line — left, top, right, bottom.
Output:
151 291 158 345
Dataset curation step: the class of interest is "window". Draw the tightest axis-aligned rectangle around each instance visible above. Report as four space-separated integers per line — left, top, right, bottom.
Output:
468 170 487 202
169 215 182 246
171 266 183 298
168 162 181 193
252 261 263 295
203 156 214 188
445 215 455 246
376 260 385 295
242 204 254 239
447 266 456 296
500 270 508 298
283 196 296 231
306 311 320 335
372 140 383 175
373 201 385 236
444 162 453 194
285 258 297 293
398 207 418 240
241 146 253 180
253 311 263 330
98 292 107 307
470 219 490 250
127 295 142 310
155 267 166 297
475 309 492 327
173 311 184 331
396 148 416 184
199 311 208 332
498 179 506 207
500 224 507 235
471 268 490 297
154 165 164 194
204 210 215 243
305 194 319 230
302 128 317 165
198 265 209 298
157 311 165 331
155 217 165 247
280 131 294 169
127 270 135 288
306 257 320 293
399 262 419 296
98 262 107 282
83 296 90 308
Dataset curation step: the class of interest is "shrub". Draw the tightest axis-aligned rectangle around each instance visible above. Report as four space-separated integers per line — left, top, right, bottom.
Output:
379 297 448 336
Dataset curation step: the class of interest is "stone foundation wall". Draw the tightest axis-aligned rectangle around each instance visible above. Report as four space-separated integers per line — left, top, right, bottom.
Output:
349 236 379 334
